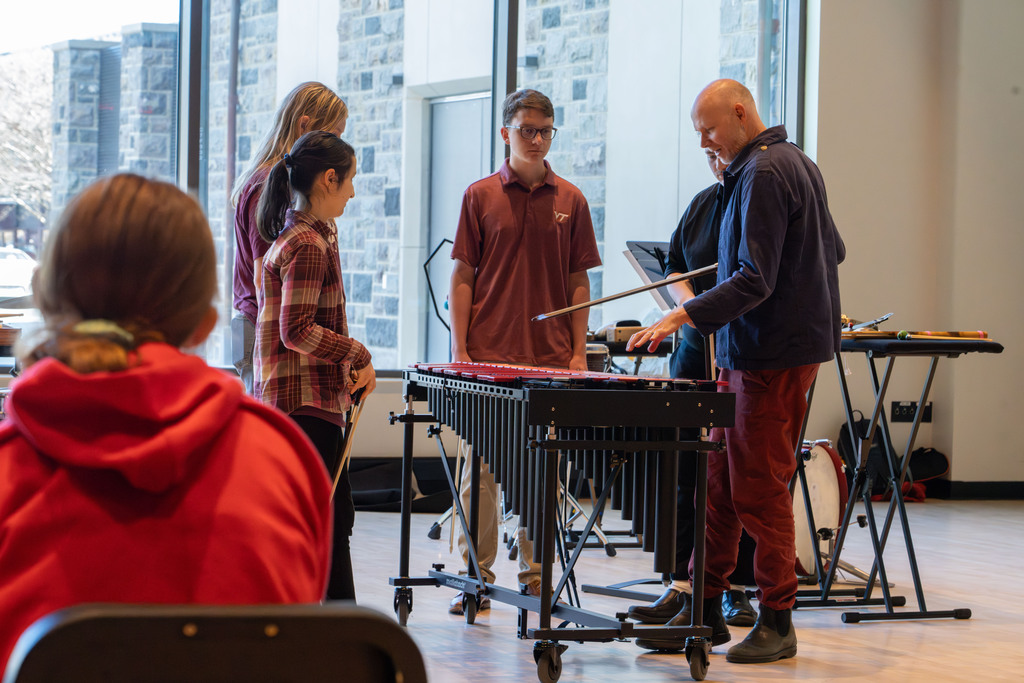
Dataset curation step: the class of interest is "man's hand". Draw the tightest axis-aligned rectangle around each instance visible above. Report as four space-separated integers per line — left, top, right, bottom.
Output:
626 307 693 353
451 350 472 363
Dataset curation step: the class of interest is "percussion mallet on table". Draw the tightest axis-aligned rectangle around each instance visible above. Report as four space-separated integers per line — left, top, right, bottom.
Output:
896 330 989 341
531 263 718 321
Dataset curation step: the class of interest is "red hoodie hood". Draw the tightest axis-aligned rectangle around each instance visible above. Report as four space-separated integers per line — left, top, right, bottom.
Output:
4 343 244 494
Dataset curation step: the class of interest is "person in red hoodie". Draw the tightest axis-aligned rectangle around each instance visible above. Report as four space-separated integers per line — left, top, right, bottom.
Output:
0 173 332 669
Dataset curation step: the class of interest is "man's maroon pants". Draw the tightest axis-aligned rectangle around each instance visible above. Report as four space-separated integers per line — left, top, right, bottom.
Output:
692 364 819 610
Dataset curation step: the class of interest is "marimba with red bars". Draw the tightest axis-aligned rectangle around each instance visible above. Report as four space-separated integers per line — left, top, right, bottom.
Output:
388 362 735 682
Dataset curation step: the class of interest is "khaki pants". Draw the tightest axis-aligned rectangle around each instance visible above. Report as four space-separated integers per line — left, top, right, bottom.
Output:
230 314 255 395
456 439 541 586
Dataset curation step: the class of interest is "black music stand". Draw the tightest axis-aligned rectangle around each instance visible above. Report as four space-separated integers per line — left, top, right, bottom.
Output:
805 337 1002 622
623 241 675 312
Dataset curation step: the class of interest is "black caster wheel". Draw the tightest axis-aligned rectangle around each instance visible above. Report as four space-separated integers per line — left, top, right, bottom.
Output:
533 642 567 683
684 637 711 681
393 589 413 627
396 598 410 626
954 608 972 619
508 545 519 561
464 595 477 624
604 544 616 557
841 612 860 623
686 647 708 680
427 523 442 540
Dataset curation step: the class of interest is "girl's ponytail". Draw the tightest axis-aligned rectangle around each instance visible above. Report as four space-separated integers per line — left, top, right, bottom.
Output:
256 158 293 243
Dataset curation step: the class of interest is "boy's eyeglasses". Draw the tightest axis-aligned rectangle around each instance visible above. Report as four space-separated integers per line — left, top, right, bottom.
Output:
507 126 558 141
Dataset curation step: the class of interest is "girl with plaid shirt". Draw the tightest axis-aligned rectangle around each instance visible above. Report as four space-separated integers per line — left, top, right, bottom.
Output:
254 130 376 601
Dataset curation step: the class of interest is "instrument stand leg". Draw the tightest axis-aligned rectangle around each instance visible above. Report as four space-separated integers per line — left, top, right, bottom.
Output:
793 374 902 610
435 437 487 595
837 354 970 623
552 496 582 609
559 479 614 555
827 557 885 586
388 394 448 624
426 506 452 540
814 353 971 623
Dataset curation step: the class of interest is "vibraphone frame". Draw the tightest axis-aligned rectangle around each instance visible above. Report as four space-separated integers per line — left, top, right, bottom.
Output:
388 363 735 682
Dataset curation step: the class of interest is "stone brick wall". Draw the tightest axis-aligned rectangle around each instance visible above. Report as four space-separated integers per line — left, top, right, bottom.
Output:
207 0 280 239
335 0 405 368
50 40 114 221
51 27 181 217
118 24 178 181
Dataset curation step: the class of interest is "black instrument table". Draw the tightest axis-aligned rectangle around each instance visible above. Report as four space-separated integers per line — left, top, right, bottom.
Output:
807 337 1003 622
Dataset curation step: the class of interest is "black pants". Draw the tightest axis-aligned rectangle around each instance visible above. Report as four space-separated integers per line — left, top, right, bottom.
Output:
672 428 756 586
291 415 356 601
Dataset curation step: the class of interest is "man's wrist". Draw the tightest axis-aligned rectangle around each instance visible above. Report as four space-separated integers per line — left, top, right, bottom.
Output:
671 303 693 327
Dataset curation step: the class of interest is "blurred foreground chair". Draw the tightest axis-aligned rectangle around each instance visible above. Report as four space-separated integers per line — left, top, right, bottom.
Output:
3 603 427 683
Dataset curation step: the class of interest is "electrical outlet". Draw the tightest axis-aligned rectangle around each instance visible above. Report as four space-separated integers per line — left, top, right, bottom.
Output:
890 401 932 423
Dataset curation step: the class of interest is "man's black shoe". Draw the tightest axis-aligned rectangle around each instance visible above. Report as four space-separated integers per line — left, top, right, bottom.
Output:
722 589 757 626
634 596 730 652
725 604 797 663
626 587 689 624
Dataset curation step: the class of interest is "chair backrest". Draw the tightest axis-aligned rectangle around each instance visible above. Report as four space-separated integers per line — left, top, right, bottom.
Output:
3 603 427 683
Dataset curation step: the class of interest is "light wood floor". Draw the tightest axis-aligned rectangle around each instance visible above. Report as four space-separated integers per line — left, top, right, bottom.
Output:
346 499 1024 682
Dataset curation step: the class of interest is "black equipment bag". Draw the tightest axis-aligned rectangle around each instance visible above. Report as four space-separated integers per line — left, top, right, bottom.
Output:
837 411 949 496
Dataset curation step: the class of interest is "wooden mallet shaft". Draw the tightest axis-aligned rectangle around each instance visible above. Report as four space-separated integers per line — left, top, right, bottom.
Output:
532 263 718 321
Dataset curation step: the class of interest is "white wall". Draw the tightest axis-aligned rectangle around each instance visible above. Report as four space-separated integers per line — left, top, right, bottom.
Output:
398 0 492 366
807 0 1024 482
404 0 493 95
604 0 721 327
276 0 340 100
604 0 684 326
947 0 1024 481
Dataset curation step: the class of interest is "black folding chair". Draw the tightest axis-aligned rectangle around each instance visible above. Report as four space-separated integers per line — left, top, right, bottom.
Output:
3 603 427 683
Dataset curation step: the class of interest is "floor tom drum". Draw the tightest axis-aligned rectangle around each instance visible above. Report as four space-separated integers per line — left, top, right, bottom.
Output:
793 441 848 576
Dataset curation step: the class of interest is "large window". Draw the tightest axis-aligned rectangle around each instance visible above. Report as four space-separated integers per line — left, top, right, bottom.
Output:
405 0 802 367
514 0 798 343
0 1 180 340
2 0 801 372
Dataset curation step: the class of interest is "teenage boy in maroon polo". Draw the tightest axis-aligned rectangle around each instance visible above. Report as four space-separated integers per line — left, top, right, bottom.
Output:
447 89 601 614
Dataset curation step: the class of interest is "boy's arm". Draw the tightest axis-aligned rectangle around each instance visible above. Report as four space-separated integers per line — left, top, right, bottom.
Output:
568 270 591 371
449 258 476 362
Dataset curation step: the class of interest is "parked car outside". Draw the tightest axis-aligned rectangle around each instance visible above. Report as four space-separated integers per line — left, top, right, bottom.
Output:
0 246 36 299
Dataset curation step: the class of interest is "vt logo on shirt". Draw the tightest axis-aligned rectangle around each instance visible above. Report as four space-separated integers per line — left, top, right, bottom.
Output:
553 211 569 223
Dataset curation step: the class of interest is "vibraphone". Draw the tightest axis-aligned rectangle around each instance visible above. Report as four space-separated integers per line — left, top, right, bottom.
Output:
388 362 736 682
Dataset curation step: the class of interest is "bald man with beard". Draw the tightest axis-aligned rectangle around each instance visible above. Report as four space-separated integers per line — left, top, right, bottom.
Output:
627 79 845 663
